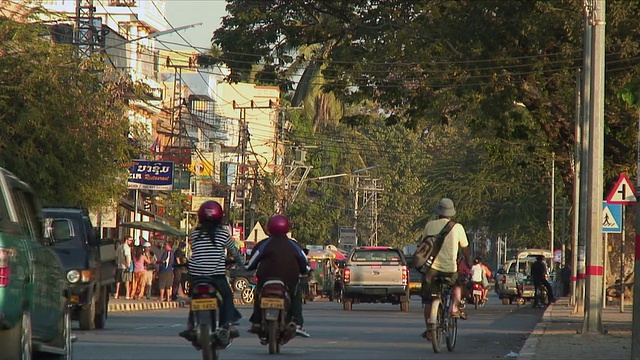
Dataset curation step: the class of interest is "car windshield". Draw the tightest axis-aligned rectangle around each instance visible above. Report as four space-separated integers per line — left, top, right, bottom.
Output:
351 250 402 262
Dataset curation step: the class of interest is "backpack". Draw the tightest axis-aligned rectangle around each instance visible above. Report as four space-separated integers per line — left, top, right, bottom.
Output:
413 221 456 274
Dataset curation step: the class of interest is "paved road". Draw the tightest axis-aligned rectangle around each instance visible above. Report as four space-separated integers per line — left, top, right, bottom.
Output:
72 294 543 359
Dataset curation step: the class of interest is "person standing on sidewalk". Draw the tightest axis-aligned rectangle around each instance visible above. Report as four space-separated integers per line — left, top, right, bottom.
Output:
143 242 157 300
115 236 133 299
132 245 150 300
531 255 556 307
157 241 175 302
171 241 188 301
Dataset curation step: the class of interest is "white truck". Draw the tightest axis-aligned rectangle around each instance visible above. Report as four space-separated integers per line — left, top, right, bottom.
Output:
341 246 410 311
496 249 553 305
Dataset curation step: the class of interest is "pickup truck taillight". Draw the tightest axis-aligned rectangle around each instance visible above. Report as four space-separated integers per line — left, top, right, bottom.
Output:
402 266 408 286
343 268 350 285
501 275 506 284
0 248 9 287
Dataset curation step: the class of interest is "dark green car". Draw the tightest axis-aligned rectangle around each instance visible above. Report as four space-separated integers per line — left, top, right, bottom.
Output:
0 168 72 359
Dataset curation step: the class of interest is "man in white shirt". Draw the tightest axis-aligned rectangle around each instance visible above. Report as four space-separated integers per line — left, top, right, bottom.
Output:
420 198 472 339
115 236 133 299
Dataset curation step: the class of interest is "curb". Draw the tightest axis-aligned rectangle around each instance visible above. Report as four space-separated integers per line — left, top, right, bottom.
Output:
517 303 555 359
108 298 250 313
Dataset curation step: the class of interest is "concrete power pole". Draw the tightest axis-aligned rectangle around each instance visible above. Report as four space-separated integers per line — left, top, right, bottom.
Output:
575 0 593 316
582 0 605 335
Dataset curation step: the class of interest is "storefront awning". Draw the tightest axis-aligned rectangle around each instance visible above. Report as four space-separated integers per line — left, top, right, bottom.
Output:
119 220 187 237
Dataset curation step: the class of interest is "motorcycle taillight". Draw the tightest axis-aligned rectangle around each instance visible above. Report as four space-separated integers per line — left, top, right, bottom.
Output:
195 284 215 295
262 284 286 297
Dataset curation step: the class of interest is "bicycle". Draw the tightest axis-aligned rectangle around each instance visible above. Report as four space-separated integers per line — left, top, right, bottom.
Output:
427 275 458 353
532 282 549 309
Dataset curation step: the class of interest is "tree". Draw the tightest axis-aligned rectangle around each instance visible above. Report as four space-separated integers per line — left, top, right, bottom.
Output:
0 16 139 210
213 0 640 196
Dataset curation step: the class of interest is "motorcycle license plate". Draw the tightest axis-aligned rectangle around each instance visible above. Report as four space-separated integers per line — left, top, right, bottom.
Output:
260 298 285 309
472 290 483 296
190 298 217 311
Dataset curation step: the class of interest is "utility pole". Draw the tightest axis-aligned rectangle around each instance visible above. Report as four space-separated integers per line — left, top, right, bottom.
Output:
633 102 640 358
74 0 97 59
550 152 555 255
571 69 582 307
232 100 276 238
575 1 593 316
582 0 605 335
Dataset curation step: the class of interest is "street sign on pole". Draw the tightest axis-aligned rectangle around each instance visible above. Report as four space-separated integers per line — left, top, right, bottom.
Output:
606 173 637 204
602 201 622 234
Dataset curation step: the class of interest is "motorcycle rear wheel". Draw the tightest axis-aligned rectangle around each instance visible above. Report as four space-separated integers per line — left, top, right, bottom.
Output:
268 320 278 354
198 324 218 360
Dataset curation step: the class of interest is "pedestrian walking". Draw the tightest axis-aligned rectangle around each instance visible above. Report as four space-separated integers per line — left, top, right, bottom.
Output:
172 241 188 301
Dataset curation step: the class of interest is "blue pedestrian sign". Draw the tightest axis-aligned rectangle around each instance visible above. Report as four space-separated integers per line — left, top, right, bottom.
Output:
602 201 622 233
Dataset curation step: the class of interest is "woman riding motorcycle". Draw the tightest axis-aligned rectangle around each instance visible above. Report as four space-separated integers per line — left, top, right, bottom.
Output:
469 256 490 301
179 200 244 340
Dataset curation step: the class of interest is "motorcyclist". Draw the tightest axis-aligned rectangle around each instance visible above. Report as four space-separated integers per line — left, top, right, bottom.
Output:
179 200 244 341
246 214 310 337
531 255 556 306
469 256 489 301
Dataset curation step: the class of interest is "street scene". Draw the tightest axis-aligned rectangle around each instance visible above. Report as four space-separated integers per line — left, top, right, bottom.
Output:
77 295 543 360
2 0 640 359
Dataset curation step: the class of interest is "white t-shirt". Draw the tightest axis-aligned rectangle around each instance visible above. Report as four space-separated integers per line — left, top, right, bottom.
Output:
116 243 132 269
470 264 485 282
423 218 469 273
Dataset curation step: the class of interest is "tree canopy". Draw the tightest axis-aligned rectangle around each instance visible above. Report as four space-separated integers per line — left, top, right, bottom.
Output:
210 1 640 252
0 16 139 210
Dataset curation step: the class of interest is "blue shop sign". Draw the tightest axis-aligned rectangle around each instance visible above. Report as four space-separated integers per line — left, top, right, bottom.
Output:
127 160 174 190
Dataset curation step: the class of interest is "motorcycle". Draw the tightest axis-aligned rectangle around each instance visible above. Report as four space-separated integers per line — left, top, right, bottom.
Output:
469 282 487 309
254 279 298 354
187 276 233 360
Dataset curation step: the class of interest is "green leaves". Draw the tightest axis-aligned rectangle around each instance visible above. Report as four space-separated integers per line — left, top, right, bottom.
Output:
0 17 137 210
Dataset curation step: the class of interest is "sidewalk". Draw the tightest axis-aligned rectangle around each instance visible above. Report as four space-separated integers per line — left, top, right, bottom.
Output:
108 295 247 313
518 297 632 359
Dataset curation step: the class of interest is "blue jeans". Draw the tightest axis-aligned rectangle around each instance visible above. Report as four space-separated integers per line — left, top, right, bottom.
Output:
188 275 241 326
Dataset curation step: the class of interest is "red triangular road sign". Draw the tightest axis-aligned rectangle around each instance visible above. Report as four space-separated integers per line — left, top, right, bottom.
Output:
606 173 637 204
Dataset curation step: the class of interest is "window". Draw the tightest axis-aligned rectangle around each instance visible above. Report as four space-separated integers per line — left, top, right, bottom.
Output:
11 189 40 241
351 250 403 262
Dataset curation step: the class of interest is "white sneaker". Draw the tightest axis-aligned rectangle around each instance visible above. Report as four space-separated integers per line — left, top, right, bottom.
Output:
295 326 310 338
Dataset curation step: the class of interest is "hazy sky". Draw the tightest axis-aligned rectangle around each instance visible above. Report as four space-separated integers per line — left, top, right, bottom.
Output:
160 0 228 51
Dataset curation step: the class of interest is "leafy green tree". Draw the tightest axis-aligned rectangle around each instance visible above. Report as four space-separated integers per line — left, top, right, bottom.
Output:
0 16 139 210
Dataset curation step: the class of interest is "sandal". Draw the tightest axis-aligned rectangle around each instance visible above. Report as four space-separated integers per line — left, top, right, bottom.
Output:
421 330 433 341
451 310 468 320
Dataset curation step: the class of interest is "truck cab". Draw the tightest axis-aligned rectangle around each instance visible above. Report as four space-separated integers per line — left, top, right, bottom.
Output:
42 207 116 330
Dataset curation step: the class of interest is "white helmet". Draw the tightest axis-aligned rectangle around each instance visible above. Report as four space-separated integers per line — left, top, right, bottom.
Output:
143 242 151 248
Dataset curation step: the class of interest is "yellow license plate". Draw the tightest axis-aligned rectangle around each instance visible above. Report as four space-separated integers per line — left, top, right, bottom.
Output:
260 298 284 309
190 298 218 311
70 295 79 303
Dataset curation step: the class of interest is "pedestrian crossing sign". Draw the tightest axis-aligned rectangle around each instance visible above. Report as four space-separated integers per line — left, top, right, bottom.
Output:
602 201 622 233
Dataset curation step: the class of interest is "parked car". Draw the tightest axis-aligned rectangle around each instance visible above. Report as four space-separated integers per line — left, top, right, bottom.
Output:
229 264 256 292
342 246 410 311
0 168 73 358
43 207 116 330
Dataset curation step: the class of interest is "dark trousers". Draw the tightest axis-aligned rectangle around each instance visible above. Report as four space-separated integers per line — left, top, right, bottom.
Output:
188 275 241 326
250 280 303 326
533 279 555 305
172 270 183 299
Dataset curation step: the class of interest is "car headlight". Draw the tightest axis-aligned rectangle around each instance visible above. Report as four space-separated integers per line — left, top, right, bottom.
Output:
67 270 80 283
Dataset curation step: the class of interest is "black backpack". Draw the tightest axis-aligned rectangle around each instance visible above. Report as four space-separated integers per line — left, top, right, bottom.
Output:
412 221 456 274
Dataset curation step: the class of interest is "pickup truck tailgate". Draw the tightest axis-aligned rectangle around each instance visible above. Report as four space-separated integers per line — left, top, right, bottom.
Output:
349 263 405 286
